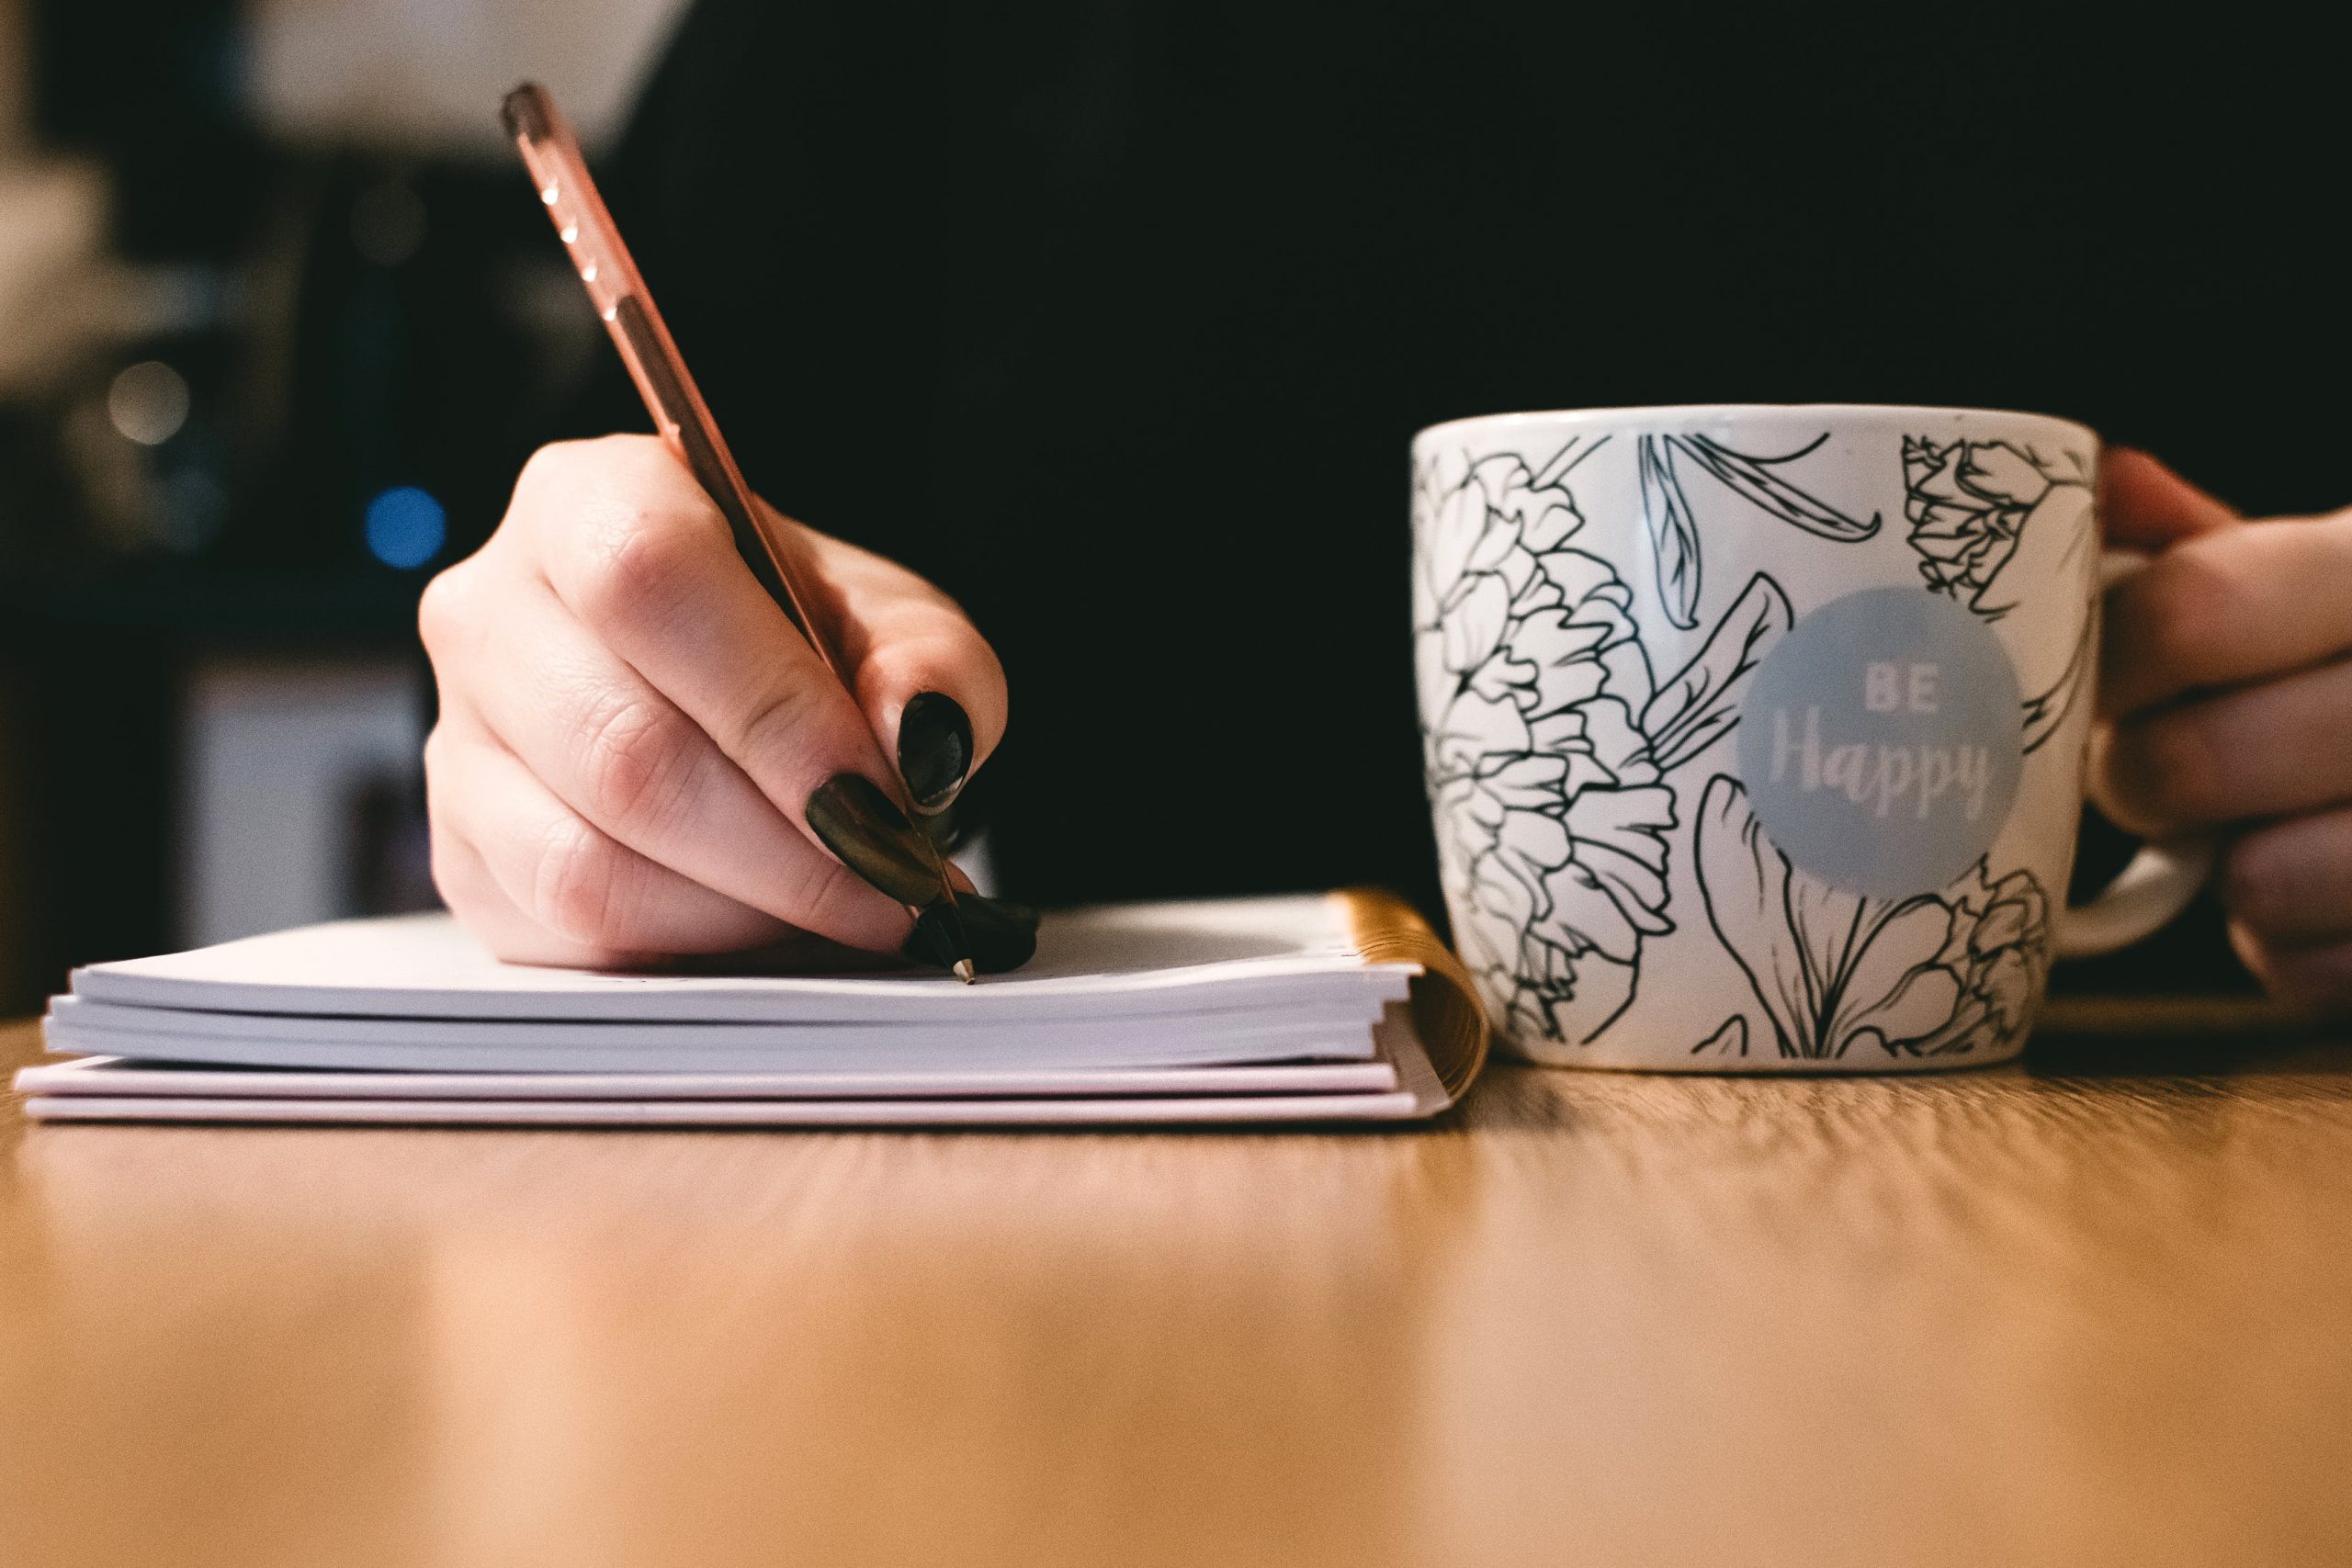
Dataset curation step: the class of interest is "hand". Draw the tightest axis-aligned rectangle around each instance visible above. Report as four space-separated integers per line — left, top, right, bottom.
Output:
419 434 1008 968
2092 448 2352 1007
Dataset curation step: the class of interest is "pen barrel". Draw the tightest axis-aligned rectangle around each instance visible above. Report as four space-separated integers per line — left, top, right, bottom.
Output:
502 85 838 674
611 299 827 659
503 79 966 963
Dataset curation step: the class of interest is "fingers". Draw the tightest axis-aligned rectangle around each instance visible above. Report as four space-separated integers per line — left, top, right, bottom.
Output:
2100 506 2352 716
2221 806 2352 948
2094 656 2352 838
437 564 911 953
521 437 906 832
2100 446 2238 551
429 814 637 969
424 716 796 962
2091 450 2352 1009
424 434 1015 966
788 514 1007 812
2213 801 2352 1012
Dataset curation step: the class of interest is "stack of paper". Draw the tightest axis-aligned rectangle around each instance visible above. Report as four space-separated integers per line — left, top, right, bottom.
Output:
17 893 1490 1127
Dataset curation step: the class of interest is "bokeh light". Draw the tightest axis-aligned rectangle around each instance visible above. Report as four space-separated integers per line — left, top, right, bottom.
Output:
107 361 191 446
364 485 447 569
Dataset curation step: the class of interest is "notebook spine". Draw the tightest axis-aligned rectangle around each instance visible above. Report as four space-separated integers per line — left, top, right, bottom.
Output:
1329 889 1490 1103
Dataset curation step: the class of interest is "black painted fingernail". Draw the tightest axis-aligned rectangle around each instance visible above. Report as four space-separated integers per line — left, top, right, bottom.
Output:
805 773 943 907
917 798 965 852
957 895 1040 973
897 693 973 812
900 895 1035 974
900 903 967 970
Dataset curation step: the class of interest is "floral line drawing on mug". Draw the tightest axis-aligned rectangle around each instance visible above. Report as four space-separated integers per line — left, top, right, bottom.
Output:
1692 774 2052 1061
1637 431 1880 628
1413 407 2182 1072
1413 443 1792 1045
1902 435 2099 756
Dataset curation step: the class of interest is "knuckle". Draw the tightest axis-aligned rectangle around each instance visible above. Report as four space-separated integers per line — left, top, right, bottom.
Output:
575 503 706 632
512 445 554 500
576 694 695 835
517 434 660 500
530 818 633 947
514 437 596 498
729 675 825 767
415 561 477 660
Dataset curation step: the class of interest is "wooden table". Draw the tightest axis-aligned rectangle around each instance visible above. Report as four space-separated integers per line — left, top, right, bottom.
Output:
5 1008 2350 1567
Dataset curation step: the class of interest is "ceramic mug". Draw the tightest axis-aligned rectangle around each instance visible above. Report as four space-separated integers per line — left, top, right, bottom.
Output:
1411 404 2205 1071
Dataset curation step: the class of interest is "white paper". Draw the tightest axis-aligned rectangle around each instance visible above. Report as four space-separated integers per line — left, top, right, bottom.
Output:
31 898 1457 1127
71 899 1416 1024
44 996 1383 1074
18 1090 1427 1127
16 1052 1400 1102
18 1012 1448 1127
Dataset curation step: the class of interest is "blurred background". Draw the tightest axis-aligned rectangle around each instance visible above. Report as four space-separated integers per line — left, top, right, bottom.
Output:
0 0 687 1010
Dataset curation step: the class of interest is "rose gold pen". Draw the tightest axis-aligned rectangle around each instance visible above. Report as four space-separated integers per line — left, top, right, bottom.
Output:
500 82 976 982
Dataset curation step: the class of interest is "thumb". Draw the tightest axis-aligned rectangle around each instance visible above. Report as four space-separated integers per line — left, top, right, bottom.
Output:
2102 446 2239 549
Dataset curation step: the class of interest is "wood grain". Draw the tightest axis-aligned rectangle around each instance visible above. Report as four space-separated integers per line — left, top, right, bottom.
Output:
6 1013 2352 1567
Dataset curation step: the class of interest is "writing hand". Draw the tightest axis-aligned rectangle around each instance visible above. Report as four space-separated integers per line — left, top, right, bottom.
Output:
419 435 1008 967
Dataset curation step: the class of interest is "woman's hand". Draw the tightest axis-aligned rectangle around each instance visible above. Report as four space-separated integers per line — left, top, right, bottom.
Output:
2093 448 2352 1007
420 434 1006 968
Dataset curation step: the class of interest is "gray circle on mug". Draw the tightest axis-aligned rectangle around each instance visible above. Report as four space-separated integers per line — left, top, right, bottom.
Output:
1736 587 2023 899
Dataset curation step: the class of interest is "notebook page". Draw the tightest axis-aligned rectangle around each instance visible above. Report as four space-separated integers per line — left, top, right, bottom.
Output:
69 897 1419 1024
17 1011 1444 1126
40 1008 1384 1074
50 993 1388 1048
17 1053 1401 1101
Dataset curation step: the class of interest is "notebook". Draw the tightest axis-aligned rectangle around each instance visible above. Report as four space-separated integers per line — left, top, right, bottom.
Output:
16 891 1490 1127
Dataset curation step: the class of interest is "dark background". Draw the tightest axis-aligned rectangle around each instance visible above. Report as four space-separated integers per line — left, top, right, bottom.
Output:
1 1 2342 1008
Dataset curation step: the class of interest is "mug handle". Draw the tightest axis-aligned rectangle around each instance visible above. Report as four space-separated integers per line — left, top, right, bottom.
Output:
2053 547 2213 959
2054 837 2213 958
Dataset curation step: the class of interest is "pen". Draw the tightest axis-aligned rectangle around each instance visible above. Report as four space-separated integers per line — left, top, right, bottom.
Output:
499 81 977 982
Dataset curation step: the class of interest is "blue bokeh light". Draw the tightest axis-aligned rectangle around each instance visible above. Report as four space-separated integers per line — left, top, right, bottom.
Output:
365 485 446 570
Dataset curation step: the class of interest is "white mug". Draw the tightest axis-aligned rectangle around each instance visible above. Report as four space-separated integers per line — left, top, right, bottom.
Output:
1411 404 2204 1071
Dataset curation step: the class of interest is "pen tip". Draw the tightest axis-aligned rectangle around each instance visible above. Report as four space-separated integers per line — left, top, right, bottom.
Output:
953 959 977 985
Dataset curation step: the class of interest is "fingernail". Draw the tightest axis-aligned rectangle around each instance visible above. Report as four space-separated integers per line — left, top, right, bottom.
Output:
900 895 1036 974
897 693 973 812
805 773 943 906
917 799 964 852
960 895 1040 973
900 902 967 970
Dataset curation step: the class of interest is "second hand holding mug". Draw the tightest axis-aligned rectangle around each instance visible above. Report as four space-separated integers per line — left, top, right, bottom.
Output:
1411 404 2205 1072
